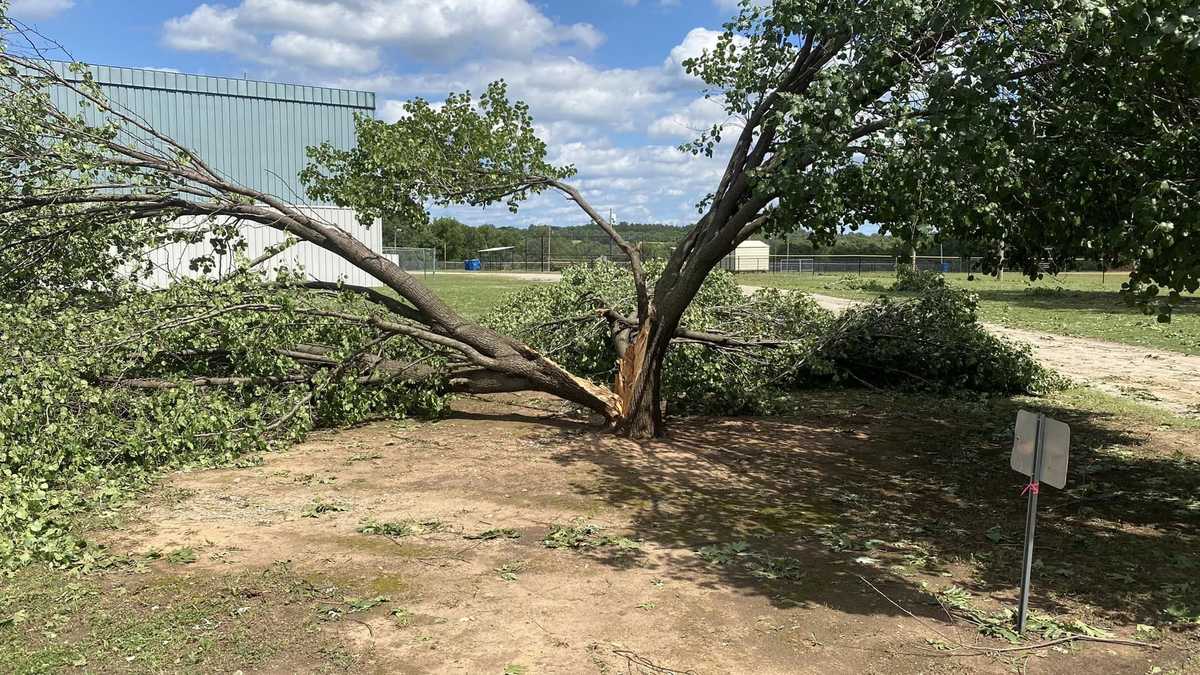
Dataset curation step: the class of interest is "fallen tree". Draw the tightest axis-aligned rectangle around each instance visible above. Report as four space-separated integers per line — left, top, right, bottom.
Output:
486 261 1057 415
0 258 1057 568
2 0 1198 442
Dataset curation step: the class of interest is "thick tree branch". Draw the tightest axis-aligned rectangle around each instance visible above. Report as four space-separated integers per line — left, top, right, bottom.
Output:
546 179 650 320
299 281 430 326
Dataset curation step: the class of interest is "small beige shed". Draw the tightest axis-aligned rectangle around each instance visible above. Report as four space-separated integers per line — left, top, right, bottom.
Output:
723 239 771 272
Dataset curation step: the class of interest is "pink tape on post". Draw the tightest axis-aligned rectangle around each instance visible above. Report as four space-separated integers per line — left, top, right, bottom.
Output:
1021 480 1040 496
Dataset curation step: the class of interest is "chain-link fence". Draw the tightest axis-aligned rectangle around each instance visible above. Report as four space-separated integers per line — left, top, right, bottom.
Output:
383 247 437 276
427 247 1108 276
759 255 983 275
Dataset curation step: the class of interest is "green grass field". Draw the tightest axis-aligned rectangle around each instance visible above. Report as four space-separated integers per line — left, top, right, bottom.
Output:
398 273 538 319
740 271 1200 354
390 270 1199 355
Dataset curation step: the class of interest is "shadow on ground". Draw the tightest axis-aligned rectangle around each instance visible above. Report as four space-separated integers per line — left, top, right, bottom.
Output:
478 390 1200 626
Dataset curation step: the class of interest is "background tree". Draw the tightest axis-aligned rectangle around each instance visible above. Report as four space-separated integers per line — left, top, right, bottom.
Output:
833 0 1200 307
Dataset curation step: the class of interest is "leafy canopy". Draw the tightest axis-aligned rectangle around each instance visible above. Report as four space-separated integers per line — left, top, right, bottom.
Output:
686 0 1199 315
301 81 573 232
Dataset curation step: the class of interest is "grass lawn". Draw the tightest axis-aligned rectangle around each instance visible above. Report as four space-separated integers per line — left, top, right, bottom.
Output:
741 271 1200 355
386 273 539 319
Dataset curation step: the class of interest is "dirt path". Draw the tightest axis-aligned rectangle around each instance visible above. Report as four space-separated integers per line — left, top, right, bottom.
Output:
744 287 1200 417
438 271 562 282
983 323 1200 415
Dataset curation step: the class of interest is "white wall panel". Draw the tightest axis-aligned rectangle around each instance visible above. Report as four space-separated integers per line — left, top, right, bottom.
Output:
143 206 384 287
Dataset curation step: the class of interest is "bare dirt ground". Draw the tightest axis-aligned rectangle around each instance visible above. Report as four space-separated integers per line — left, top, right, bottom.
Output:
759 288 1200 418
89 392 1198 674
438 271 562 282
982 323 1200 416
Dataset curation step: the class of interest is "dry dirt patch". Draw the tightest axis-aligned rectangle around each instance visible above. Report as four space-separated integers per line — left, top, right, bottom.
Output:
93 394 1197 674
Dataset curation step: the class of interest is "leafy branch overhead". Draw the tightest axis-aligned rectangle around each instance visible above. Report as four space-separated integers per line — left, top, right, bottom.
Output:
301 81 576 230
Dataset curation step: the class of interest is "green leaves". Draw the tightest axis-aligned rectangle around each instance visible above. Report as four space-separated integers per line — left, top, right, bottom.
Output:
541 521 640 551
822 285 1060 395
487 260 1050 416
301 81 572 231
463 527 521 541
683 1 1199 318
484 260 834 417
0 279 449 572
356 519 444 537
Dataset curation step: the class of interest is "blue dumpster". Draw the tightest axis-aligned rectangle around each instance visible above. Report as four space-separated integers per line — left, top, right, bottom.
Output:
941 262 951 273
464 259 482 271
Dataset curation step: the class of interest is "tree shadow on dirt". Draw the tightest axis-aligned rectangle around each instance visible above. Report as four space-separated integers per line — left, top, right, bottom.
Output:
522 391 1198 625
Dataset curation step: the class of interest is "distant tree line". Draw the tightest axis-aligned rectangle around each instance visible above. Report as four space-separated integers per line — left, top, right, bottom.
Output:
384 216 980 262
381 217 689 263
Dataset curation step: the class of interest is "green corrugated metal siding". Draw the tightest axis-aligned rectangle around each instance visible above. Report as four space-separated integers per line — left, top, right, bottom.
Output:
48 62 375 203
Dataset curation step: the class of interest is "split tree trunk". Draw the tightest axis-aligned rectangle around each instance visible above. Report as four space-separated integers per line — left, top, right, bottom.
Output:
611 318 673 438
608 276 699 438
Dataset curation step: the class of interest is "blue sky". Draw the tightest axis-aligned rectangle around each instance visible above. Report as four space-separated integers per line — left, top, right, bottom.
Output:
9 0 749 228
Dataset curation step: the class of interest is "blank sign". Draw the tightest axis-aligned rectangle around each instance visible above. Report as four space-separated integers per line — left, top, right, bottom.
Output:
1011 410 1070 489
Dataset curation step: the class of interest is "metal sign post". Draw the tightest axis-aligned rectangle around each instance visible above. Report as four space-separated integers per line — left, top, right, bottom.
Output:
1010 410 1070 634
1016 414 1045 633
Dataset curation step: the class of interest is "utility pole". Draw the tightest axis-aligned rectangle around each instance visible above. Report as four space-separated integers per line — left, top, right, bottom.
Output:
998 236 1006 282
609 208 615 259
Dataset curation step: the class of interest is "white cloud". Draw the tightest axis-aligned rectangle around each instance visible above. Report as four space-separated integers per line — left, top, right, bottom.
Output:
164 0 604 66
164 5 257 53
338 58 677 130
561 22 606 51
377 100 409 124
660 27 751 85
533 120 595 146
8 0 73 20
648 96 735 140
269 33 380 72
662 28 721 80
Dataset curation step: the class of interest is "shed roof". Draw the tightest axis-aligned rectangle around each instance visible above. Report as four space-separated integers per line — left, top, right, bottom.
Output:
736 239 772 250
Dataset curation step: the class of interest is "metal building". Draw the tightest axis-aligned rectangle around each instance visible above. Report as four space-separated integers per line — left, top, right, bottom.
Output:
48 62 382 286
